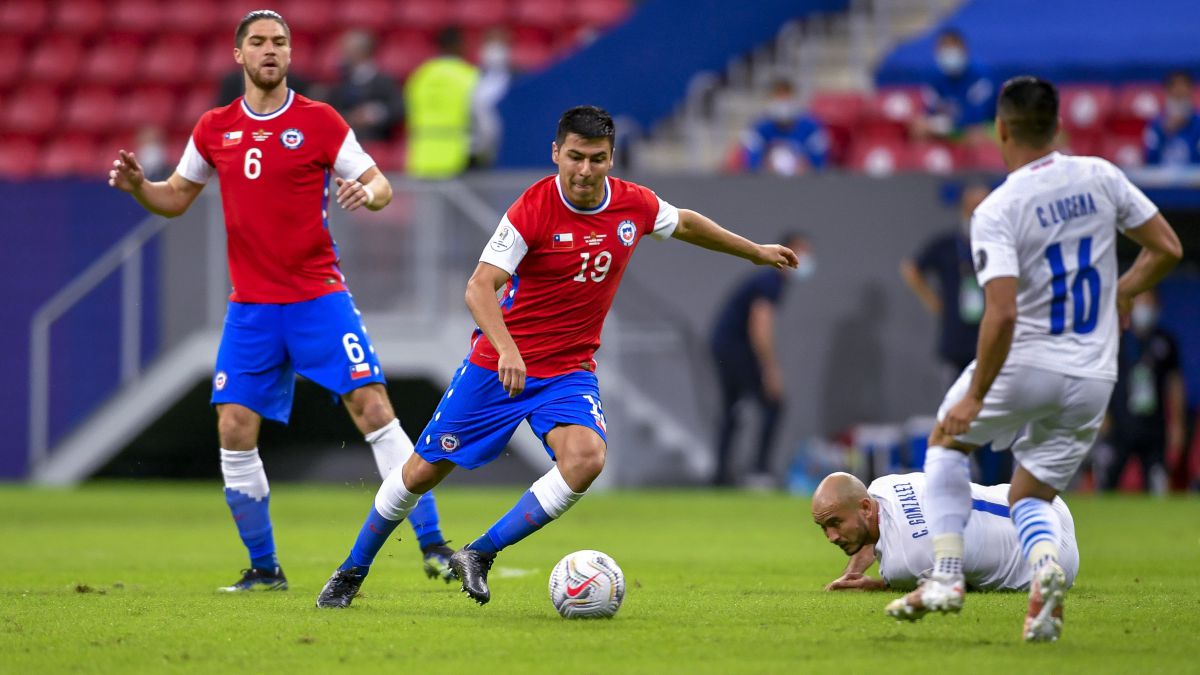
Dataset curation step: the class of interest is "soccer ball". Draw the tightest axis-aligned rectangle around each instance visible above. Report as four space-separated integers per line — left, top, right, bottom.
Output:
548 550 625 619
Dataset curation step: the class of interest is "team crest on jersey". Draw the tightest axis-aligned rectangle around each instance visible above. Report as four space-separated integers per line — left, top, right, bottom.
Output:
617 220 637 247
280 128 304 150
214 371 228 391
975 249 988 273
439 434 460 452
251 128 273 142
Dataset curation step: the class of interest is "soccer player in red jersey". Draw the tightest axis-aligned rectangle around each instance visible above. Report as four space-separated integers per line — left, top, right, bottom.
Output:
316 105 799 608
107 10 452 592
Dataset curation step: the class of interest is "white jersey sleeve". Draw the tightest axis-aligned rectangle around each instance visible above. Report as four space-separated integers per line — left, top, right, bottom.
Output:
1098 159 1159 231
478 215 529 275
970 207 1020 286
333 129 376 181
650 196 680 240
176 136 214 184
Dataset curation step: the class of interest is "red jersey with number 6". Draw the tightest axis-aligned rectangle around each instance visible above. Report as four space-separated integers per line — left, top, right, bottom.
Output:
176 89 376 303
472 174 681 378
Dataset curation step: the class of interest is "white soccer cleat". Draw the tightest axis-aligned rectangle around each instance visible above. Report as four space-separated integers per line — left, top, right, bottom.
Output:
1023 561 1067 643
885 573 965 622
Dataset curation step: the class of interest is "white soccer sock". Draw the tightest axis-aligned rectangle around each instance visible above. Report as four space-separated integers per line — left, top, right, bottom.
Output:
220 448 269 500
365 418 413 479
1011 497 1061 573
530 466 585 519
925 446 971 576
374 465 423 521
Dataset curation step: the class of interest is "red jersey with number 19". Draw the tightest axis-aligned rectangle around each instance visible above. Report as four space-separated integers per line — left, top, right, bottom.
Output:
473 175 681 378
176 89 376 304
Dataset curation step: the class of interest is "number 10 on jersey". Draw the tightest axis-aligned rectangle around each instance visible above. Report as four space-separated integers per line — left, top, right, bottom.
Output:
1044 236 1100 335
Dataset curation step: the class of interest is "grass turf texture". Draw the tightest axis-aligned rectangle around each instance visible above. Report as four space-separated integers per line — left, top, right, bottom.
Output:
1 483 1198 674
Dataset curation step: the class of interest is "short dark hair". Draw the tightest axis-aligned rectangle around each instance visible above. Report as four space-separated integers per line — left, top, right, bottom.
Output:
437 26 463 53
555 105 616 147
1165 69 1193 88
937 28 965 46
997 76 1059 148
235 9 290 48
777 230 809 246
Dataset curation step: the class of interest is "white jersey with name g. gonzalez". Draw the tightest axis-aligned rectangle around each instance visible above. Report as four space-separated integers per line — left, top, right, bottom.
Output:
868 473 1079 591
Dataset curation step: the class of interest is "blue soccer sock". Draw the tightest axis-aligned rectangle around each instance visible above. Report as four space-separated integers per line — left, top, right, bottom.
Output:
1011 497 1061 573
220 448 278 570
340 467 424 572
466 467 584 555
408 492 446 549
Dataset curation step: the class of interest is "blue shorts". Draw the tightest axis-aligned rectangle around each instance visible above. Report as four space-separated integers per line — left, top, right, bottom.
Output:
416 361 607 469
211 291 385 424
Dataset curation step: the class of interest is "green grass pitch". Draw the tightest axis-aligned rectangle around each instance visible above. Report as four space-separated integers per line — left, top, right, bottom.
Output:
1 482 1198 673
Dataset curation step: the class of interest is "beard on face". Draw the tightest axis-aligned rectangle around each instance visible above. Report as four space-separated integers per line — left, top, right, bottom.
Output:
246 62 287 91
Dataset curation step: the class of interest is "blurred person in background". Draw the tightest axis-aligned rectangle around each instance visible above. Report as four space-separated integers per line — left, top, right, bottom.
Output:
912 29 995 141
470 28 513 168
1103 290 1186 494
739 79 829 175
710 232 815 488
326 30 403 142
134 125 170 182
900 182 1009 486
1143 70 1200 167
405 27 479 179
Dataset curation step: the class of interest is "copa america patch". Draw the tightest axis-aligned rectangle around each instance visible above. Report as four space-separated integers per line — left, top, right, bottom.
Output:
490 224 514 252
214 371 228 391
439 434 460 452
617 220 637 247
280 128 304 150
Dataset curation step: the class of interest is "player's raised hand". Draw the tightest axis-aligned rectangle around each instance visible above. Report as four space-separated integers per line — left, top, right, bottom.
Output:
754 243 800 269
108 150 145 193
334 177 373 211
497 350 527 397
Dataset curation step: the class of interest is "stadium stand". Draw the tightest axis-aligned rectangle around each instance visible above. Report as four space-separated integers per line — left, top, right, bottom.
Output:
0 0 633 178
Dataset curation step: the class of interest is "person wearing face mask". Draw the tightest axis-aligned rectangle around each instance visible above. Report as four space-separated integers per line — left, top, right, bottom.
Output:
326 30 403 142
912 29 996 141
1102 290 1186 494
739 79 829 175
710 232 814 488
470 28 513 168
1144 71 1200 168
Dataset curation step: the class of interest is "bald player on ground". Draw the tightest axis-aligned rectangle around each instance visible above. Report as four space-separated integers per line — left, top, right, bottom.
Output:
811 472 1079 596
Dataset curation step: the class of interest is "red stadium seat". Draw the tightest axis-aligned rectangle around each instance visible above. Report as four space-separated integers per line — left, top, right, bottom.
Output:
53 0 108 34
2 86 61 137
313 37 346 82
64 87 122 135
0 138 40 179
1058 84 1114 136
109 0 163 33
125 87 177 131
0 0 49 35
453 0 512 30
863 87 923 140
907 141 961 175
174 86 218 135
509 39 554 72
39 134 101 178
162 2 225 35
84 37 143 86
141 37 201 85
847 137 910 176
809 90 867 130
1112 83 1163 136
334 0 392 30
512 0 570 30
276 0 334 34
961 137 1006 172
377 38 438 79
569 0 631 28
1101 135 1146 169
1058 133 1100 157
26 36 86 85
395 0 455 33
0 36 25 89
200 38 237 81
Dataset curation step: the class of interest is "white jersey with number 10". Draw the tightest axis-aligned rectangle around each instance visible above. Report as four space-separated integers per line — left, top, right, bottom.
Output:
970 152 1158 382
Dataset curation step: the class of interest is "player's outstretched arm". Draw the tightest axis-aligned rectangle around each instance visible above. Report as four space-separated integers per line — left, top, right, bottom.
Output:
1116 213 1183 322
465 262 526 397
108 150 204 218
670 209 799 269
336 166 393 212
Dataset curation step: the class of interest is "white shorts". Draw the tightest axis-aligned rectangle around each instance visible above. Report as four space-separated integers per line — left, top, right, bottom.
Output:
938 362 1113 491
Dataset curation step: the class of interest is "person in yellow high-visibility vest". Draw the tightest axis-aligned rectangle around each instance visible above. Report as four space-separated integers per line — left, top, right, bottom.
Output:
405 28 479 179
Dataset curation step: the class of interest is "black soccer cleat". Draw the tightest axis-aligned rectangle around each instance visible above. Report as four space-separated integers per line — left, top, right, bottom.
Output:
315 568 366 609
218 566 288 592
422 542 457 583
449 549 496 605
